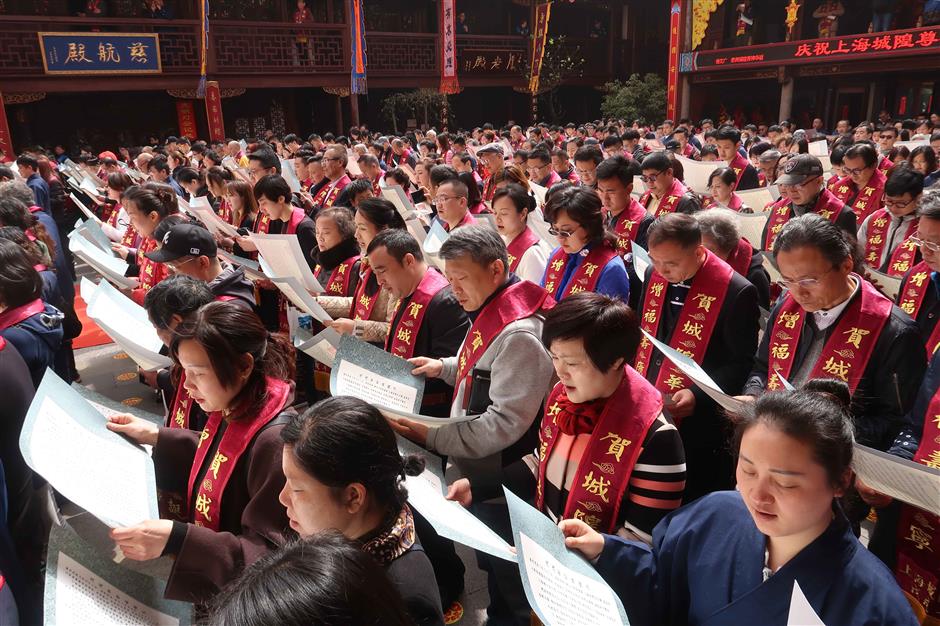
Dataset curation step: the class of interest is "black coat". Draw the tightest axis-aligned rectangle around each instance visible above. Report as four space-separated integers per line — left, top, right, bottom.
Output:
744 290 926 450
386 544 445 626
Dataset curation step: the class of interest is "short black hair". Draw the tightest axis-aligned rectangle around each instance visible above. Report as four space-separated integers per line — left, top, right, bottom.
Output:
595 155 639 186
647 212 702 249
884 165 924 198
715 127 742 144
573 145 603 166
542 291 641 371
176 167 201 184
252 174 292 203
0 239 43 309
248 149 281 173
15 155 38 170
528 148 551 165
640 152 672 173
148 157 170 174
844 143 878 167
367 228 424 263
772 213 852 268
144 273 214 329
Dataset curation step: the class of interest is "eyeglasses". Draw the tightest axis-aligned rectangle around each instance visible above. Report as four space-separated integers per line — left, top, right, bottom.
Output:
883 197 914 209
575 168 595 177
775 268 834 290
321 156 342 163
548 225 580 238
166 256 198 271
640 170 667 183
910 236 940 254
434 195 460 204
843 166 871 176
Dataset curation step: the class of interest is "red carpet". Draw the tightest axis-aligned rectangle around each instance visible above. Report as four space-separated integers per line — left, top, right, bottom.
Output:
72 294 113 349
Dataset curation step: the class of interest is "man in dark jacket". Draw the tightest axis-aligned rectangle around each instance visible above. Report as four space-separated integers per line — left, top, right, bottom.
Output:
145 223 256 311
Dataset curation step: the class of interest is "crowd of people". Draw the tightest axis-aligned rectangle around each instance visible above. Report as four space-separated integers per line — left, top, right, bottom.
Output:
0 110 938 625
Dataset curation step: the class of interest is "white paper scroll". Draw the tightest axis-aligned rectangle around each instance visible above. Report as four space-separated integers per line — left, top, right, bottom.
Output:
736 186 778 212
633 243 651 283
280 159 302 193
641 330 744 414
186 200 239 238
808 140 829 157
852 444 940 515
69 192 100 223
529 181 548 208
865 269 902 301
737 212 769 250
218 250 266 282
267 275 333 324
81 278 171 371
330 336 424 414
68 233 139 290
675 154 727 193
20 371 159 528
382 186 418 221
294 327 341 368
249 233 322 293
73 218 114 257
423 220 450 256
528 207 556 247
79 177 102 199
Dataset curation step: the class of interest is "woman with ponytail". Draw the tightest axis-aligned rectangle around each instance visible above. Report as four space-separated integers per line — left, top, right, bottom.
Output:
279 396 445 626
118 181 179 305
559 379 918 626
492 183 551 284
106 301 297 603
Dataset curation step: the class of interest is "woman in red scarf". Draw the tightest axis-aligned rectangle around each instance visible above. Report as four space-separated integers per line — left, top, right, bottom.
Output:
114 182 177 305
106 302 295 603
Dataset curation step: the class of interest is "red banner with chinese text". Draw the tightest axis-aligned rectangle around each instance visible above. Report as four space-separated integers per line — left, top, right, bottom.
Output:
529 1 552 94
204 81 225 142
0 94 13 159
667 1 682 121
440 0 460 94
176 101 198 140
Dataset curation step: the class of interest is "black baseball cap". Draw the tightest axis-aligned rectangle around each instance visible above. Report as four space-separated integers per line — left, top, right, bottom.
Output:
146 223 217 263
775 154 824 186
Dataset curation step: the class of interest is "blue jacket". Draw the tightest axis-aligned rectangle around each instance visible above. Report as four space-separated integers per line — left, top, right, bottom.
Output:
26 173 50 214
0 304 64 388
30 208 74 302
541 243 630 303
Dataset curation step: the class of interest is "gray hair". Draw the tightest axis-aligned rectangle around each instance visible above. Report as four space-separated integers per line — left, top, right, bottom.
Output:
772 213 852 268
325 146 348 167
695 208 741 255
439 224 509 275
0 181 35 208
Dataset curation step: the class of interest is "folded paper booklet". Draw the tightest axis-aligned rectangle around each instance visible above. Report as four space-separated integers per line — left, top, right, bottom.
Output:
72 218 115 257
217 249 266 282
68 233 139 290
866 269 902 301
505 488 629 626
641 330 744 415
852 444 940 515
808 140 829 157
69 192 100 223
20 370 160 528
675 155 728 193
398 435 516 562
45 522 193 626
529 181 548 208
80 278 171 371
249 233 323 293
264 270 333 324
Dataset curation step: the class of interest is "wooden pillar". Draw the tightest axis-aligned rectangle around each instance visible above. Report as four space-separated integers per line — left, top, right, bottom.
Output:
0 92 14 158
350 93 360 128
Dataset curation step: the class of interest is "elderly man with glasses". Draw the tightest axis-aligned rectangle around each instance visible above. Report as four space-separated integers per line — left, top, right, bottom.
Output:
857 167 925 277
742 214 925 462
760 154 856 251
310 146 352 210
897 190 940 355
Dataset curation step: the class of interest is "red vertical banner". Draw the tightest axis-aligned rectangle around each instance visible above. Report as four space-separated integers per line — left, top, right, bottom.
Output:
529 1 552 95
204 81 225 142
439 0 459 94
0 93 13 160
667 1 682 121
176 101 198 139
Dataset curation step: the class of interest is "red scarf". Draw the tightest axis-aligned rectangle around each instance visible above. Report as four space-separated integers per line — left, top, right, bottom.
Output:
506 228 541 273
312 175 350 208
640 178 688 218
187 377 291 532
120 223 139 249
763 189 843 250
728 152 750 190
454 281 553 406
633 251 733 411
543 243 618 301
135 237 168 296
610 199 646 258
443 211 476 233
315 255 360 296
862 210 919 276
217 198 234 225
386 268 450 359
898 262 940 354
725 238 753 276
535 366 663 533
833 169 886 223
765 277 892 392
167 372 195 430
352 265 379 321
894 384 940 618
0 299 44 331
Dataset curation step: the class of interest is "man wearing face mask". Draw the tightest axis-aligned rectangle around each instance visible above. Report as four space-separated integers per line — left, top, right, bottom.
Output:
635 213 759 500
760 154 856 251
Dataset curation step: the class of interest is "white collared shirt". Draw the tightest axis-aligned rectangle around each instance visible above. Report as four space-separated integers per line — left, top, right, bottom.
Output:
812 276 859 331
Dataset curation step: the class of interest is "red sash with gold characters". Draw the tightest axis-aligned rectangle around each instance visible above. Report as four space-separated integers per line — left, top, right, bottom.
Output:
764 277 891 391
0 299 44 331
135 237 168 295
187 377 291 532
443 211 476 233
893 386 940 619
352 266 379 321
454 280 554 405
107 203 123 229
386 268 450 359
640 178 688 218
506 228 541 273
217 198 233 224
312 174 351 208
862 210 919 276
535 367 663 533
120 223 139 249
833 169 886 223
762 189 843 250
543 243 618 300
729 153 750 190
255 212 271 234
633 251 733 402
315 255 360 296
482 174 498 202
167 372 195 430
898 262 940 355
610 199 646 257
725 238 753 276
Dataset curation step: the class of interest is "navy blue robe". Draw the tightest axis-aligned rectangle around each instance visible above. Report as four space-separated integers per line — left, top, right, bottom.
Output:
594 491 917 626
